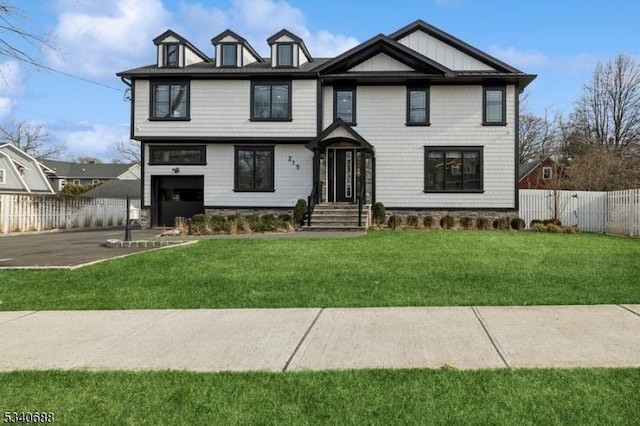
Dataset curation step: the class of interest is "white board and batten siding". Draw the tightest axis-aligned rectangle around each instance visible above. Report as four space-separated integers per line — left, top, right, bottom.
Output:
143 144 312 208
323 84 517 209
397 31 495 71
134 80 317 139
349 53 414 72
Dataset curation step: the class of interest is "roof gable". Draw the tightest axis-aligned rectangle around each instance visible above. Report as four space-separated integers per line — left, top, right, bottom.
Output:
390 20 520 73
307 119 374 152
316 34 453 76
211 29 264 64
152 29 211 64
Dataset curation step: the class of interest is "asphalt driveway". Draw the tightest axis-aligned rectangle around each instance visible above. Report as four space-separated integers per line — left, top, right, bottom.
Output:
0 228 170 268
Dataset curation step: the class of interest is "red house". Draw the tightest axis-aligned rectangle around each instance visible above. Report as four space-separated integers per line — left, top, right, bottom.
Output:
519 157 556 189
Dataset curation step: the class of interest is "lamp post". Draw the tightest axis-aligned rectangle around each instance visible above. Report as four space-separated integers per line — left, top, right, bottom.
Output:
125 194 132 241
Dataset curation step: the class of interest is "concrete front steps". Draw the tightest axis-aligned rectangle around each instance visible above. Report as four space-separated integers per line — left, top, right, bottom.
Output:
300 203 369 232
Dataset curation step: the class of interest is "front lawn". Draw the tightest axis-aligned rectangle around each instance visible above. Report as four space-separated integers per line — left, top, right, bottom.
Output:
1 231 638 310
1 368 638 425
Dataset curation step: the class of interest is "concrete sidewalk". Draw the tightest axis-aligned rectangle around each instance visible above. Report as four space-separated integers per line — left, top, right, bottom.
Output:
0 305 639 372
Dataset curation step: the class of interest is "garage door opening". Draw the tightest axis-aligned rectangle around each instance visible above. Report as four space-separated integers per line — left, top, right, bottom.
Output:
152 176 204 227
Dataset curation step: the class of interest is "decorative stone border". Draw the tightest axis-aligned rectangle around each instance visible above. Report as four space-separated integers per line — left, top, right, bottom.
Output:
105 239 190 248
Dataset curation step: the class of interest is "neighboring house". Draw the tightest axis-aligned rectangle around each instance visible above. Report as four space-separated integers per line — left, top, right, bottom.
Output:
519 157 557 189
0 144 55 194
83 179 141 199
117 20 535 227
41 160 141 192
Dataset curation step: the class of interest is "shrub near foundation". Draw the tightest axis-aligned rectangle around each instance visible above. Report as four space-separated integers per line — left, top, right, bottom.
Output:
510 218 526 231
423 216 434 229
407 215 419 228
440 215 455 229
371 202 385 226
477 217 492 230
460 217 474 230
493 217 509 230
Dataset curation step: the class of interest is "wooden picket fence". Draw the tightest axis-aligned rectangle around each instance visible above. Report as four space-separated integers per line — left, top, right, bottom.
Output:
519 189 640 237
0 194 141 234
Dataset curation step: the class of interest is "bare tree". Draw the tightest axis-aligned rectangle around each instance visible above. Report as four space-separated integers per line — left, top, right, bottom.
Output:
0 3 56 70
573 54 640 150
519 93 559 163
74 156 102 164
0 120 65 159
111 138 141 163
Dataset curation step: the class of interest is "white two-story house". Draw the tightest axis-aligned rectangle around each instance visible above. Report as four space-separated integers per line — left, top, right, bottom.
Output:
118 20 535 227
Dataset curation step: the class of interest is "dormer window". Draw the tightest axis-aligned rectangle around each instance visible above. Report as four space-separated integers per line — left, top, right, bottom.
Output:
267 29 313 69
163 43 179 67
277 44 293 67
221 43 238 67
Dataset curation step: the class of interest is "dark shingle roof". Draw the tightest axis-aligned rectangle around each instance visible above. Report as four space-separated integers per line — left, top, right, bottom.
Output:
83 179 141 199
42 160 137 179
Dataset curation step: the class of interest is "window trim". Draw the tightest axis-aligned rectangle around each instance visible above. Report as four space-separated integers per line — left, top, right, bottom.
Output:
163 43 179 67
482 86 506 126
0 168 5 184
424 146 484 193
276 43 294 67
406 87 430 126
250 81 292 122
234 146 275 192
148 145 207 165
149 81 190 121
542 166 553 180
221 43 238 67
334 87 357 125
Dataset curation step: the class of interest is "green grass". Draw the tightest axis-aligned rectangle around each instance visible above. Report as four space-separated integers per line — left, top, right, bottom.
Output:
1 231 638 310
1 368 638 425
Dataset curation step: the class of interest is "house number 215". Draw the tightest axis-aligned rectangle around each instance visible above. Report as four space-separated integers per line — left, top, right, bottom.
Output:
288 156 300 169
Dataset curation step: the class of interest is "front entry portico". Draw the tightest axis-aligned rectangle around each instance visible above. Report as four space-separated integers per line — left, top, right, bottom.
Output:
306 118 375 206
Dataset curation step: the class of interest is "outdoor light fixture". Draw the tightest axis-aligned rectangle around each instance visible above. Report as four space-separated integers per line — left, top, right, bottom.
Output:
172 167 180 173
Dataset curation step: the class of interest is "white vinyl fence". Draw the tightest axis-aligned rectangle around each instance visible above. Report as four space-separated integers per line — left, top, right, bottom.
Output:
519 189 640 237
0 194 141 234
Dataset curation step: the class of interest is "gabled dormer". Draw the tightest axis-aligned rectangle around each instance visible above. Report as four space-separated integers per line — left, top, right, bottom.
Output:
211 29 263 68
153 30 210 68
266 29 313 68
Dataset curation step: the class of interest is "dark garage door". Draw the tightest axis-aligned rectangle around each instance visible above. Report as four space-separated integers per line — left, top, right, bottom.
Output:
152 176 204 227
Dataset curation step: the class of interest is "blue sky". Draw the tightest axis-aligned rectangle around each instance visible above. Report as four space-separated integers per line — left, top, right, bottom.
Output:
2 0 638 161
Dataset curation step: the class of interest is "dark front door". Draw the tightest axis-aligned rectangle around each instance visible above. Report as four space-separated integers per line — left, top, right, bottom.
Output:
152 176 204 227
328 148 355 203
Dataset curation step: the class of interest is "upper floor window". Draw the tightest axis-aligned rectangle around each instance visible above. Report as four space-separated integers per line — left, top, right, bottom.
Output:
407 88 430 126
335 88 356 125
277 44 293 67
483 87 506 125
221 44 238 67
0 169 5 184
251 81 291 121
542 166 553 180
163 44 179 67
151 82 189 120
149 146 206 165
425 147 483 192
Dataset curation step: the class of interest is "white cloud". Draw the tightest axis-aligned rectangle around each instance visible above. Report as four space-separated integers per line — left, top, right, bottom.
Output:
488 45 549 69
55 122 130 160
48 0 359 79
49 0 171 79
0 97 14 120
0 61 23 95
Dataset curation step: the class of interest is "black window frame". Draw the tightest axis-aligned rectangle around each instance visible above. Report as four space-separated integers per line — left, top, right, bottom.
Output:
221 43 238 67
424 146 484 193
483 86 506 126
276 43 294 67
234 146 275 192
148 145 207 165
250 81 292 121
406 87 430 126
163 43 179 67
149 81 190 121
334 87 356 125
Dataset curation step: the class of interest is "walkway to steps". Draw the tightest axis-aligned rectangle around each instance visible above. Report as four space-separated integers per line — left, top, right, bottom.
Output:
300 203 369 232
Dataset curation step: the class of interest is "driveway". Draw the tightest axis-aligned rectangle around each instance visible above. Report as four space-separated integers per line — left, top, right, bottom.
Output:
0 228 171 268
